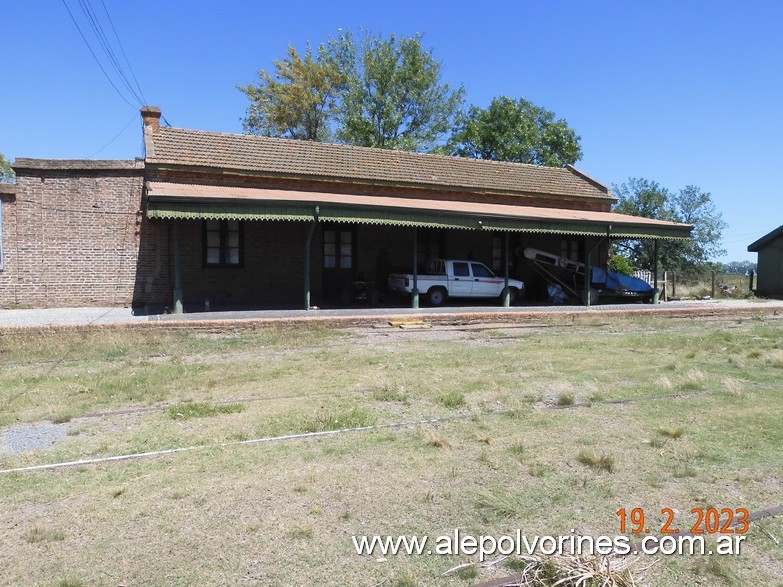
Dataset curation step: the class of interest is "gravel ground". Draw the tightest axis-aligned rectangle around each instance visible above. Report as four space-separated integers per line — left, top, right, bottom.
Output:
0 422 71 456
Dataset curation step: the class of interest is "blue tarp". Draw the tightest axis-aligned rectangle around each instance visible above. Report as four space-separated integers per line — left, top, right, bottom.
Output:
591 267 653 293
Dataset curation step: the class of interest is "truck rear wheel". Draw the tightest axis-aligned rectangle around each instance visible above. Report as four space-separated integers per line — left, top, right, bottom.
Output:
508 287 519 306
427 287 447 306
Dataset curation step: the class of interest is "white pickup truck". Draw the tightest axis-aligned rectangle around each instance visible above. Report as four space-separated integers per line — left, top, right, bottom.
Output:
388 259 524 306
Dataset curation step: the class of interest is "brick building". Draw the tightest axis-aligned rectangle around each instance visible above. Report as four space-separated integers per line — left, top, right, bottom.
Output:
0 106 691 312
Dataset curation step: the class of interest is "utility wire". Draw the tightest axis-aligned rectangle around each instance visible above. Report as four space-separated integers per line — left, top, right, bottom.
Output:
77 0 144 106
100 0 148 105
61 0 137 108
85 112 139 158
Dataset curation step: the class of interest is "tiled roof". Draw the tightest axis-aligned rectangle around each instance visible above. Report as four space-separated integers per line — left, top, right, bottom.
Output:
146 127 613 201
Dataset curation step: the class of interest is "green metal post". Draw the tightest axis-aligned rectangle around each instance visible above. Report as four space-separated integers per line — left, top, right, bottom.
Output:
304 213 317 310
502 232 510 307
411 227 419 309
583 237 592 307
653 239 660 304
173 220 183 314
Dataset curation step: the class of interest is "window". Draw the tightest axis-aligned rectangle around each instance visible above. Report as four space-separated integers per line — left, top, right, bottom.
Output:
453 262 470 277
471 263 494 278
492 237 502 271
324 229 352 269
561 238 580 263
203 219 243 267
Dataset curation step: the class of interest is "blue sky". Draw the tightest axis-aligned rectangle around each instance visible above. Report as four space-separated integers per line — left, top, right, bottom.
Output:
2 0 781 262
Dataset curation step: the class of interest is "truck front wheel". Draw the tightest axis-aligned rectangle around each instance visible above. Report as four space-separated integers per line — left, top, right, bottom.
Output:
427 287 447 306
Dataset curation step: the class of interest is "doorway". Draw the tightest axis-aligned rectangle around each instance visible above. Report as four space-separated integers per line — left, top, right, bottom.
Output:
322 226 355 301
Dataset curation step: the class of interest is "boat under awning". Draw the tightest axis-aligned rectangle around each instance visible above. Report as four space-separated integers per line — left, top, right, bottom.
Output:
146 181 693 240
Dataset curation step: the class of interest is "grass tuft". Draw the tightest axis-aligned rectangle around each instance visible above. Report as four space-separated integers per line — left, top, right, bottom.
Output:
475 490 526 518
168 402 245 420
556 392 575 406
658 427 684 439
423 430 451 448
577 450 614 473
678 369 707 391
371 386 409 403
300 407 376 433
24 527 66 544
288 526 314 540
475 433 491 444
439 391 466 408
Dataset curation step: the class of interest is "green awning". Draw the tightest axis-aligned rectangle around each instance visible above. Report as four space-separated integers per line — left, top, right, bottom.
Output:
146 202 315 222
480 218 692 240
318 206 478 230
145 182 692 241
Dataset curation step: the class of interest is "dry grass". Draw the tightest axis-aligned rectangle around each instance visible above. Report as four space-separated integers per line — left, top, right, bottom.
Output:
1 316 782 585
577 450 615 473
423 430 452 448
455 554 650 586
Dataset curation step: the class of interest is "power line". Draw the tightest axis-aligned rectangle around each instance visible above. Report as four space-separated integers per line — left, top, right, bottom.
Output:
62 0 151 111
61 0 137 108
77 0 144 106
85 112 139 158
100 0 148 105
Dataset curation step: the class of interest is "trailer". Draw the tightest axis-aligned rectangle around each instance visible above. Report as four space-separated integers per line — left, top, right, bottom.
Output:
523 247 654 305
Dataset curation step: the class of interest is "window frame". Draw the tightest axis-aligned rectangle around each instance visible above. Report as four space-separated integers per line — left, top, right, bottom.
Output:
202 219 244 268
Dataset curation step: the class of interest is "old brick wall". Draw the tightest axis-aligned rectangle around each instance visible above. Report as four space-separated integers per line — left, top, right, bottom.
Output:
168 219 310 309
0 160 150 308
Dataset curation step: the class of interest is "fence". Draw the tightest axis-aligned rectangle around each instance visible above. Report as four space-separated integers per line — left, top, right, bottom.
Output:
632 270 668 301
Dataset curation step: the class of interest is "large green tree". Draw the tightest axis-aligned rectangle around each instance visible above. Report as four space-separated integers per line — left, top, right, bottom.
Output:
445 96 582 166
240 30 464 151
327 31 464 151
0 153 14 183
612 178 727 276
238 44 345 141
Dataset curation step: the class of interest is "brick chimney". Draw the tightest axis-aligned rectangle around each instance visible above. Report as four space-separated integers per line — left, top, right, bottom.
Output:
141 106 161 158
141 106 161 132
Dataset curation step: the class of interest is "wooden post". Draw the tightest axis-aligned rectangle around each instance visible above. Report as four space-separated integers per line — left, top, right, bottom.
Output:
711 270 716 298
671 271 676 297
749 270 755 292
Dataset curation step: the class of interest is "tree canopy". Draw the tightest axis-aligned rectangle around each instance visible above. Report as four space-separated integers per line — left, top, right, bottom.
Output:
238 44 345 141
612 178 727 276
239 30 464 151
328 31 464 151
0 154 14 183
444 96 582 166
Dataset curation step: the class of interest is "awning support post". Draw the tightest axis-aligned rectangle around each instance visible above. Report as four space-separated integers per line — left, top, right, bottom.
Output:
582 235 594 307
502 232 510 307
304 207 319 310
653 239 660 304
411 227 419 309
173 220 183 314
